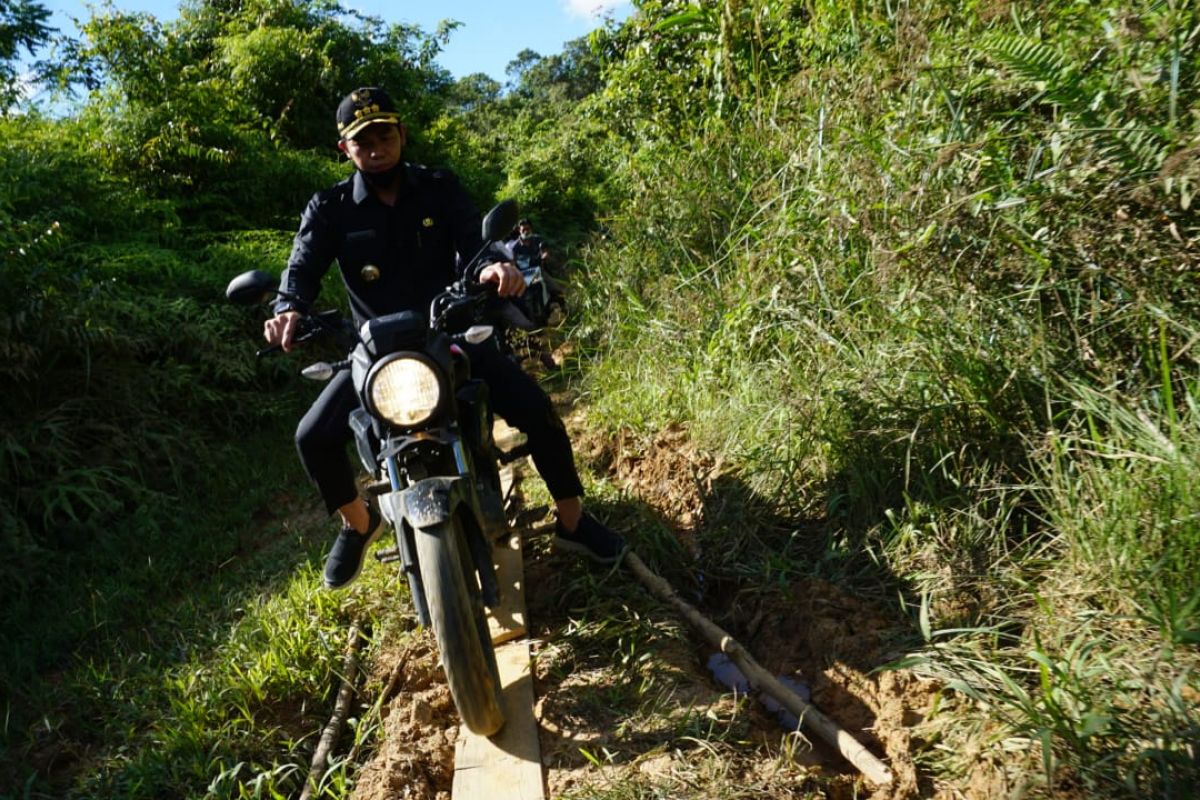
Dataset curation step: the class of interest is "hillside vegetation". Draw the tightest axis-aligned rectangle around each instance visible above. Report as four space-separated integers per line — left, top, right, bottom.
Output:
1 0 1196 798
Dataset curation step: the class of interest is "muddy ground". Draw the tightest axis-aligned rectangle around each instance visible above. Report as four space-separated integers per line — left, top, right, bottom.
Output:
350 355 945 800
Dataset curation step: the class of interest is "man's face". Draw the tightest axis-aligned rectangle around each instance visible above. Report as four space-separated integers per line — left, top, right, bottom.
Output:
518 224 533 238
341 123 403 173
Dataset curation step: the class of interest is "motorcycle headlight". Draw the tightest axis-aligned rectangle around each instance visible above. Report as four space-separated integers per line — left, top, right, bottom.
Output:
366 354 445 428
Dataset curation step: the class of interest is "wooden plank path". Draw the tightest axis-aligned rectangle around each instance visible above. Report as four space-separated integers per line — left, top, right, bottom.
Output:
452 424 546 800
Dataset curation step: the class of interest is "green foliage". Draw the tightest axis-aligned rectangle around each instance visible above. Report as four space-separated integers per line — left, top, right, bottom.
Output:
589 0 813 142
0 0 52 107
40 0 452 223
979 32 1168 175
567 0 1200 793
498 112 612 241
505 37 604 103
4 0 1200 795
426 34 611 230
0 108 307 680
1041 366 1200 613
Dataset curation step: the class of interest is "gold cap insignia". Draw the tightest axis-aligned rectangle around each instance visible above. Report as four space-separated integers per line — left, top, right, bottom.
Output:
360 264 381 282
422 217 435 228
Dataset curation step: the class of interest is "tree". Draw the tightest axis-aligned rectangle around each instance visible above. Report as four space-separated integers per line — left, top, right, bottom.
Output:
507 37 603 104
37 0 460 222
64 0 454 150
448 72 501 113
0 0 53 108
504 47 542 89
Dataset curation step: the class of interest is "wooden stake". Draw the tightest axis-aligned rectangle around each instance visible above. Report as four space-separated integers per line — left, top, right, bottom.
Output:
300 621 365 800
346 644 414 766
624 552 893 786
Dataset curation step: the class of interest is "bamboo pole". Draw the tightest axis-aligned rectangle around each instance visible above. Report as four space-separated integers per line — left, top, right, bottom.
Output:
346 644 414 766
624 552 893 786
300 621 365 800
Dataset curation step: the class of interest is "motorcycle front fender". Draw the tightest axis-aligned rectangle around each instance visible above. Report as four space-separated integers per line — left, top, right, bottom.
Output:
380 476 468 531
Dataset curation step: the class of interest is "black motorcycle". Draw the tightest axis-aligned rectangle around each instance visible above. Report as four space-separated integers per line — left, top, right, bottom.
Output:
513 251 554 328
225 200 529 736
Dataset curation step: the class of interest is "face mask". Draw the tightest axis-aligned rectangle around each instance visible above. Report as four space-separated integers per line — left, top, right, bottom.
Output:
361 164 403 188
520 232 532 241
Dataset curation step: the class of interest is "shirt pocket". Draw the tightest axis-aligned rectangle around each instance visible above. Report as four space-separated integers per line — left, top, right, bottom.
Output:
413 204 451 256
339 228 385 281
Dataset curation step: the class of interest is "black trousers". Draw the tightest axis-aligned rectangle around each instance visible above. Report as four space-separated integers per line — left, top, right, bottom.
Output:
295 341 584 515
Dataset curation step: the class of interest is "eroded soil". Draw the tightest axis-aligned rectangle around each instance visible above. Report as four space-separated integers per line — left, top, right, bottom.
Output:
351 373 940 800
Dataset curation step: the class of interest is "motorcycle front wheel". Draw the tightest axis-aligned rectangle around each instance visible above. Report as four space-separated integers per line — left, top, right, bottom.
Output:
414 514 505 736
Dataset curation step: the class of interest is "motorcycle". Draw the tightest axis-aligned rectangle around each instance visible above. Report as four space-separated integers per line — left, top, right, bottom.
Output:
225 200 529 737
513 251 554 329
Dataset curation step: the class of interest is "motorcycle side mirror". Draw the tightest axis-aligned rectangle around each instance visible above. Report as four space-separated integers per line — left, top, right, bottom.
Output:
480 199 519 243
226 269 279 305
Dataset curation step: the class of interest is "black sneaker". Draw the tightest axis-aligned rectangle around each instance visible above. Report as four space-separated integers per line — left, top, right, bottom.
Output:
554 512 628 565
323 505 384 590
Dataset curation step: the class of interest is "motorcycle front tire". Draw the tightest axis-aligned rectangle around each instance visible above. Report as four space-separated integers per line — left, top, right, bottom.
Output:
414 514 506 736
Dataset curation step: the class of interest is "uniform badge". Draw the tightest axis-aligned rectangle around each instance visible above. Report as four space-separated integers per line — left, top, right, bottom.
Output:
422 217 435 228
361 264 381 282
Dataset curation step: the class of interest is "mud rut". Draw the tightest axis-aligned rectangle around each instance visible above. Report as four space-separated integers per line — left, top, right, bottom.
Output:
350 363 938 800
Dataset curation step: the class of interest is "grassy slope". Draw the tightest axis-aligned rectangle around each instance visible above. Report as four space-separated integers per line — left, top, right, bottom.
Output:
3 1 1198 797
567 0 1199 796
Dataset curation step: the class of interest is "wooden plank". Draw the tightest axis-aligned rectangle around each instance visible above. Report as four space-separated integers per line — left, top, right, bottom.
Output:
487 535 527 645
494 419 525 512
500 463 517 507
493 419 524 452
452 640 545 799
451 418 544 799
489 418 527 644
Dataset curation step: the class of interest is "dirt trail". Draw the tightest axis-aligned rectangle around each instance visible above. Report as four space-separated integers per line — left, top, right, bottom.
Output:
352 370 938 800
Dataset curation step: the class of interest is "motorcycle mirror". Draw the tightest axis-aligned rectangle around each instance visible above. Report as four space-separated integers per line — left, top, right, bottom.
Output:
462 325 494 345
480 199 519 243
225 269 279 305
301 361 336 381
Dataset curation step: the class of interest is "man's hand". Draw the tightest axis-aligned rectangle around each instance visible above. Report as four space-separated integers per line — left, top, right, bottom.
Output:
478 261 526 297
264 310 301 352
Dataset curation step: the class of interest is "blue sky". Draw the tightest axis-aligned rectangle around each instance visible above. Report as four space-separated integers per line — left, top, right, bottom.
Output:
34 0 633 82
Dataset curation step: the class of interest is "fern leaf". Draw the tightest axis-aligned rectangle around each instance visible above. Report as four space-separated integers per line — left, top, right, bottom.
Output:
980 33 1087 112
1098 120 1168 175
981 33 1075 88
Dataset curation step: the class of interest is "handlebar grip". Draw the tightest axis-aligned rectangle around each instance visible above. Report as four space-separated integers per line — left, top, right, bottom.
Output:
466 279 496 296
256 343 282 358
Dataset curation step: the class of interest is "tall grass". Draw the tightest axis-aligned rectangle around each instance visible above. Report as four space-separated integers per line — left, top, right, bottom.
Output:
3 0 1197 795
570 0 1200 794
0 113 375 797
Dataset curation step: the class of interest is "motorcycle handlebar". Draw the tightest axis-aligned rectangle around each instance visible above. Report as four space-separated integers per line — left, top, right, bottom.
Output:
257 309 352 358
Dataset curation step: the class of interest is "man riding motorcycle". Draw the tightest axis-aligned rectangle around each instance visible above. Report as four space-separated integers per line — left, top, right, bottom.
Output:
509 217 566 317
509 218 548 267
263 86 626 589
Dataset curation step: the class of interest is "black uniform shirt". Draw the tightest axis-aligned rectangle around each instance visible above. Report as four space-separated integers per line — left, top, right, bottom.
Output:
276 163 483 325
510 234 545 267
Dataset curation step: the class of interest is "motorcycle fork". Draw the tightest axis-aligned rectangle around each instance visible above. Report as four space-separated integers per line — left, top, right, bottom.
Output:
385 453 433 627
382 445 501 617
450 439 502 609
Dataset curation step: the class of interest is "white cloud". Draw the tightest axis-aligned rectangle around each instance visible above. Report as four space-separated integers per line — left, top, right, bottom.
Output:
564 0 630 21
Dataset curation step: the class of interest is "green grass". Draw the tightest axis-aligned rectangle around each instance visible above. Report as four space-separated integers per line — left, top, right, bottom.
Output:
564 1 1200 796
3 427 304 796
1 427 424 799
4 0 1199 797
